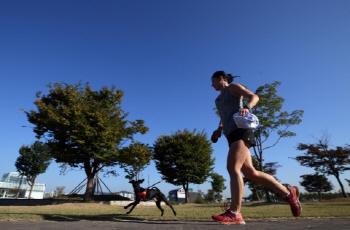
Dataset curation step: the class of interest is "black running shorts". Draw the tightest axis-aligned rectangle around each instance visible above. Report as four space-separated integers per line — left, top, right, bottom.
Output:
226 128 256 148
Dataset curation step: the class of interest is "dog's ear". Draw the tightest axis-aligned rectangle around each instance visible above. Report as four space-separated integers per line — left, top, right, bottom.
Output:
139 179 145 183
129 180 134 183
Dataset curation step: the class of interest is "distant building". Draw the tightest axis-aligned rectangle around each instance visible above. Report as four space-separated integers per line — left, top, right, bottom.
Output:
117 190 134 200
168 187 201 202
169 187 185 202
43 190 69 198
226 197 251 203
0 172 46 199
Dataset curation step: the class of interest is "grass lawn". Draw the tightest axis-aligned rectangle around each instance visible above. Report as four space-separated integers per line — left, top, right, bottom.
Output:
0 198 349 221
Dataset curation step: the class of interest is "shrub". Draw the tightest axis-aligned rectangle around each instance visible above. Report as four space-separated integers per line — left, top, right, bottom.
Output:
194 196 206 204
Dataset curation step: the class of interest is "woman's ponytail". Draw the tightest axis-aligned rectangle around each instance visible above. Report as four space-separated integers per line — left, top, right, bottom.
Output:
212 71 240 84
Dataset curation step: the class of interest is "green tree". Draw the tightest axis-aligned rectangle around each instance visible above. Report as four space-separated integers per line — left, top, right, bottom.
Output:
299 191 347 201
194 196 206 204
55 186 66 196
250 81 304 202
15 141 52 199
210 173 226 201
118 142 153 180
294 134 350 198
24 82 148 201
206 189 215 202
153 129 215 203
299 173 333 201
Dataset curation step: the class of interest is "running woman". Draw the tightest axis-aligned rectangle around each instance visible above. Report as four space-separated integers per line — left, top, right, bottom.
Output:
210 71 301 225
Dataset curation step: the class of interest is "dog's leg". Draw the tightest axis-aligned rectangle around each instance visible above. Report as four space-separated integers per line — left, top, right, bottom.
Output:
125 197 141 214
159 193 177 216
124 201 135 209
155 198 165 216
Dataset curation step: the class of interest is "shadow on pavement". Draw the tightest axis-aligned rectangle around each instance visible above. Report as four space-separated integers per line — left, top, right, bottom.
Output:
6 213 149 222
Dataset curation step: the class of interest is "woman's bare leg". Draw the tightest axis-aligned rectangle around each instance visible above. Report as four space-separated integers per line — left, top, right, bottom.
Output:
241 148 289 196
240 150 303 217
227 140 289 213
226 140 250 212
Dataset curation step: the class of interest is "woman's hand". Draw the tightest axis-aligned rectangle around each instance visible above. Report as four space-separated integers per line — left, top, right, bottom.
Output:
213 129 222 138
211 129 222 143
239 108 250 116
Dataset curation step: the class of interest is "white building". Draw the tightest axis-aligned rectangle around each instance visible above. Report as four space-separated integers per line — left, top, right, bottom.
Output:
44 190 60 198
169 187 186 202
169 187 202 202
0 172 46 199
117 190 135 200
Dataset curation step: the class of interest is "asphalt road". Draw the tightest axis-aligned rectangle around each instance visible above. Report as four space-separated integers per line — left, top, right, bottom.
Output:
0 218 349 230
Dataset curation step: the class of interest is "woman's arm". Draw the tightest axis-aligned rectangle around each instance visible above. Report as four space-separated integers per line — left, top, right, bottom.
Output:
228 83 259 115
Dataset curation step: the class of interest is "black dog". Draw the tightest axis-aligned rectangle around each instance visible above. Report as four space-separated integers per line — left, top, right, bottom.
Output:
124 179 177 216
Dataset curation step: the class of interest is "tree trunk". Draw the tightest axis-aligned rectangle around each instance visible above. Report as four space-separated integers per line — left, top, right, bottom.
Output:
271 192 276 202
86 178 93 200
15 175 24 199
253 183 261 201
334 174 348 198
83 160 96 202
29 184 34 199
28 176 36 199
264 187 272 202
183 182 189 203
318 192 322 201
84 174 95 201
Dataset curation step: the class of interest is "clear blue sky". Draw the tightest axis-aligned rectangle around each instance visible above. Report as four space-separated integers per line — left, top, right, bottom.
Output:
1 0 350 198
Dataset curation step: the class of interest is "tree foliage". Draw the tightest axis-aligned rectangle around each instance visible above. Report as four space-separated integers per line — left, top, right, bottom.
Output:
252 82 303 146
250 81 304 202
206 189 215 202
294 134 350 198
118 142 153 180
210 173 226 193
209 173 226 200
15 141 52 199
55 186 66 196
153 129 215 203
299 191 350 201
24 82 149 201
299 173 333 201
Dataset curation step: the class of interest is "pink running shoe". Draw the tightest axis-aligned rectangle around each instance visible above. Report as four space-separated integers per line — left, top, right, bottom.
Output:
284 186 302 217
212 209 246 225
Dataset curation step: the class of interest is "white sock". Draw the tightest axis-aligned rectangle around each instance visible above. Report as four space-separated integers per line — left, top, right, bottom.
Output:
230 211 239 215
285 188 291 197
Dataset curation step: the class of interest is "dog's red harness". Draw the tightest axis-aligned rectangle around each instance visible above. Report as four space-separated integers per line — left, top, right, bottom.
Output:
137 190 147 201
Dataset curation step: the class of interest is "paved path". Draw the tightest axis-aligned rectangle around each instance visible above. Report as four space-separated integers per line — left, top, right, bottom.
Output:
0 218 349 230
